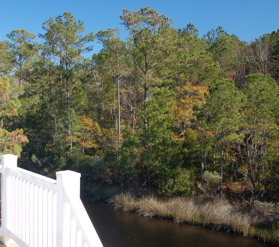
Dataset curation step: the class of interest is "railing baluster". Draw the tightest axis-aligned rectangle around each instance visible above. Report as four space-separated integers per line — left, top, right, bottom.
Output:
29 182 34 247
74 218 78 247
52 191 57 247
23 179 26 242
18 177 21 238
15 176 18 237
50 190 54 247
39 185 43 247
45 189 49 247
12 175 15 234
77 230 82 247
17 177 22 237
15 176 19 236
82 238 85 247
25 180 30 244
39 186 43 247
21 178 26 241
44 188 50 247
7 176 15 233
34 184 39 247
18 177 21 236
66 203 71 247
71 214 77 247
42 187 46 247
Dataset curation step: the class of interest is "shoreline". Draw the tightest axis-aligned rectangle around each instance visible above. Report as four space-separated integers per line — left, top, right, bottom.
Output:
109 193 279 245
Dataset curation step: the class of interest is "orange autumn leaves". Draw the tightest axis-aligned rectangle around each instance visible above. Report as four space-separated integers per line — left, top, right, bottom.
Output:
0 77 28 156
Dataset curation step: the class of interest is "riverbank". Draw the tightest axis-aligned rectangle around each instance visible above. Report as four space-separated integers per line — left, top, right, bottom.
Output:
109 193 279 245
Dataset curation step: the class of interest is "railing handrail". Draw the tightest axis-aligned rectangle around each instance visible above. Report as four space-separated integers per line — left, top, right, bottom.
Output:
4 166 57 192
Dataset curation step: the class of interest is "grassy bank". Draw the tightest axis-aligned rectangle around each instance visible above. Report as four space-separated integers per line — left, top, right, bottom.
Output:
109 193 279 245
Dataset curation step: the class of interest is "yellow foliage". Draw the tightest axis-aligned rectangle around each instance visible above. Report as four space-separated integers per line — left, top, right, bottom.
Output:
77 116 117 153
171 132 184 142
77 116 103 150
175 82 208 128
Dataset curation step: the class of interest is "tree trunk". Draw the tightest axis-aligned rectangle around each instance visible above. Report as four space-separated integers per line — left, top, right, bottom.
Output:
220 142 224 199
117 74 121 150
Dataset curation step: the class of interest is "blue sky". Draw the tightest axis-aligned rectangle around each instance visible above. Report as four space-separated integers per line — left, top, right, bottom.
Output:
1 0 278 53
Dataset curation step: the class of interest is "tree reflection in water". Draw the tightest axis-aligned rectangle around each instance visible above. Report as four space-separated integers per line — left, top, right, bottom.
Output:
84 203 271 247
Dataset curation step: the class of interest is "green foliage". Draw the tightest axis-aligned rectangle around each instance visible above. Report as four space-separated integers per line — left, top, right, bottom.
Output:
0 41 13 75
240 73 279 195
198 171 221 196
244 73 279 121
161 168 194 196
202 171 221 187
205 27 246 79
121 6 178 99
118 126 140 180
119 87 182 190
137 87 179 170
40 12 94 61
6 29 38 86
1 8 279 202
121 6 173 36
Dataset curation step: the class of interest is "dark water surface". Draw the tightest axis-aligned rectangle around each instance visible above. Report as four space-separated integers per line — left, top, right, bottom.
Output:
84 203 271 247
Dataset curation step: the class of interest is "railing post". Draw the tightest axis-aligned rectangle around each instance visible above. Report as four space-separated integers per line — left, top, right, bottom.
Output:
56 170 81 247
1 154 18 245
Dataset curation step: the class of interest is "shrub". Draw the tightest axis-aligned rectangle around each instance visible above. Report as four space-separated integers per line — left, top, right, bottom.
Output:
201 171 221 195
161 168 194 196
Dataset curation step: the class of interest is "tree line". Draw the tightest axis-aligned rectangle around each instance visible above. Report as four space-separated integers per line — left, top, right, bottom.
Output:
1 7 279 201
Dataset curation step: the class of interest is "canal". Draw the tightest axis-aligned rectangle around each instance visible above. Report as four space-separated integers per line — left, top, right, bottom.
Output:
84 203 271 247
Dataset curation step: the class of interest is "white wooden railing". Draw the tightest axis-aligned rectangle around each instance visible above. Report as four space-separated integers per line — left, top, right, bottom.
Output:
0 154 103 247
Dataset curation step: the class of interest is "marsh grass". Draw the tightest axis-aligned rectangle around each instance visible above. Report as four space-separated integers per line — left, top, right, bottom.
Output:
108 192 139 211
110 193 279 245
137 195 173 218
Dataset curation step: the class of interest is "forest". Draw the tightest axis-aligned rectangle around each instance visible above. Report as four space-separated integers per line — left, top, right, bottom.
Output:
1 7 279 203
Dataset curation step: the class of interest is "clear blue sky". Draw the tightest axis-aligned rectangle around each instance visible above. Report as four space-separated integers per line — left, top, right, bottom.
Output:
1 0 278 53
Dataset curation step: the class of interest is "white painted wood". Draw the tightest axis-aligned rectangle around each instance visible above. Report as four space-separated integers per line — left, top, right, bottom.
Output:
1 154 18 245
0 155 103 247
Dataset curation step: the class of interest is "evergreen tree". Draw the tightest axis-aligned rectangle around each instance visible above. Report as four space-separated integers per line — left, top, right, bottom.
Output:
120 87 181 191
120 6 177 101
0 41 13 76
241 73 279 198
204 79 246 198
6 29 38 87
39 12 94 139
95 28 127 149
204 27 246 84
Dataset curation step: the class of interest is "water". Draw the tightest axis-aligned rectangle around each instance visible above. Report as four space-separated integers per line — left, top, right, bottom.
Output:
84 203 271 247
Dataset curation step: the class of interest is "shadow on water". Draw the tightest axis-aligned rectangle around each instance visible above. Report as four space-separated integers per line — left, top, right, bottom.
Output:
84 203 272 247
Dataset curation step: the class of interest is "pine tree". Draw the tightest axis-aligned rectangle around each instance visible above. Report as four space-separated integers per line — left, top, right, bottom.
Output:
204 79 246 198
241 73 279 198
7 29 38 87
